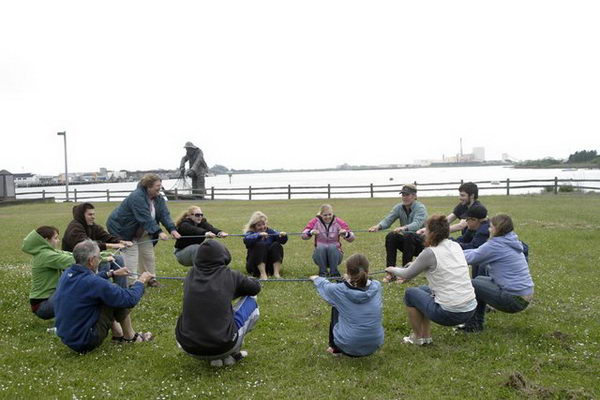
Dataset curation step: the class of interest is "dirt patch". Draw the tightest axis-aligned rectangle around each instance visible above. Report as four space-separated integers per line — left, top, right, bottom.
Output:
504 372 593 399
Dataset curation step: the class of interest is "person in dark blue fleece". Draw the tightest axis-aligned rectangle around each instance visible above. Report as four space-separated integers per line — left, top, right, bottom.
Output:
243 211 288 280
310 254 384 357
453 204 490 278
53 240 155 353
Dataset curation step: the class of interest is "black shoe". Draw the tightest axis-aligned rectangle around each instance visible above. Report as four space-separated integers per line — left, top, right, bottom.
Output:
456 324 483 333
318 272 329 277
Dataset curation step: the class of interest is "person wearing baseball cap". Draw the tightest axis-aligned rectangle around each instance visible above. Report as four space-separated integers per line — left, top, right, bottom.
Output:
368 184 428 267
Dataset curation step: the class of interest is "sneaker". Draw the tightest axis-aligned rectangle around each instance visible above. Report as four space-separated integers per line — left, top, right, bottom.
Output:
402 332 426 346
455 324 483 333
422 337 433 345
232 351 248 362
223 356 236 366
209 359 224 367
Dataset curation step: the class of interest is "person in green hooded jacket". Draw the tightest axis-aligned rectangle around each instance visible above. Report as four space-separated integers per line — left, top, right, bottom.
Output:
22 226 75 320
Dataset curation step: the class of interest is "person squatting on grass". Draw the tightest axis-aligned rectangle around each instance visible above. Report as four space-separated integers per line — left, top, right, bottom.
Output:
386 215 477 346
107 174 181 286
369 184 428 269
451 204 490 278
23 226 75 320
302 204 355 277
62 202 132 289
458 214 534 333
176 240 261 367
53 240 155 353
173 205 228 267
310 254 384 357
243 211 288 280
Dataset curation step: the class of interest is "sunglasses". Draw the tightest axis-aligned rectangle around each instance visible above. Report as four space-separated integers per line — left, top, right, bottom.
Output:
193 213 204 218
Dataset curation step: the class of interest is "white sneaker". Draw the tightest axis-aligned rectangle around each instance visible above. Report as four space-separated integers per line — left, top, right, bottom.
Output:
223 356 236 366
402 332 426 346
209 359 224 367
422 337 433 345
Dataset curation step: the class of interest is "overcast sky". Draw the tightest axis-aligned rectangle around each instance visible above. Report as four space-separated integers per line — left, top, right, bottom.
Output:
1 1 598 176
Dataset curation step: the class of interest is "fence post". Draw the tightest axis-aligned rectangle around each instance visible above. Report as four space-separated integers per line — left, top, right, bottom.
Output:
211 186 215 201
42 190 46 199
106 189 110 202
327 184 331 199
174 188 178 200
554 176 558 194
506 178 510 196
370 183 374 198
249 186 252 200
288 184 291 200
74 188 77 202
460 179 464 185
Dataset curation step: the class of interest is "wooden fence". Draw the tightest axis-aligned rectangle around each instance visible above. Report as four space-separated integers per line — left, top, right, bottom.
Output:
15 177 600 202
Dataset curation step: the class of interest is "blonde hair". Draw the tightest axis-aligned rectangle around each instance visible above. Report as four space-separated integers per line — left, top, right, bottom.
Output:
318 204 333 216
176 205 201 226
139 173 161 189
243 211 268 233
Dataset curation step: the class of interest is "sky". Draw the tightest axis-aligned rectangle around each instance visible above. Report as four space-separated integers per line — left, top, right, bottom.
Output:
1 1 599 176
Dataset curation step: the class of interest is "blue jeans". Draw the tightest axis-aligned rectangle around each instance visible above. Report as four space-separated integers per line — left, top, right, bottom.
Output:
312 245 343 276
467 276 531 328
98 255 128 289
404 286 475 326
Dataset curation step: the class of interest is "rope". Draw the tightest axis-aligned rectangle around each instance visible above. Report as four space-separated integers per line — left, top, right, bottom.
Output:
127 270 388 283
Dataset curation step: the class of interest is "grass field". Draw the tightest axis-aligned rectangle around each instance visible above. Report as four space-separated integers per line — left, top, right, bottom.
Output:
0 194 599 399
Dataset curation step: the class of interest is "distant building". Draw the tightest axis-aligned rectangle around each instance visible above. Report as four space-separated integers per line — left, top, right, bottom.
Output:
0 170 16 200
13 173 39 187
472 147 485 161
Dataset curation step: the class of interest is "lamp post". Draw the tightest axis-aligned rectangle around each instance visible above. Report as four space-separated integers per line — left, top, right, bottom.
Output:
57 131 69 201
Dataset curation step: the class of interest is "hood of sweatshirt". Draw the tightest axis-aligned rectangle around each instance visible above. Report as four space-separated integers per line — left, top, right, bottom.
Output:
72 203 92 227
193 240 232 271
342 280 382 304
22 230 54 256
493 231 525 253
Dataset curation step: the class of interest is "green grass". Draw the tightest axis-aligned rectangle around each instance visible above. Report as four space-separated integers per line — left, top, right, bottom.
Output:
1 194 599 399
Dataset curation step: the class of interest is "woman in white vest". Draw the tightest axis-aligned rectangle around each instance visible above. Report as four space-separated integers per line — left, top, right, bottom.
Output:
385 215 476 346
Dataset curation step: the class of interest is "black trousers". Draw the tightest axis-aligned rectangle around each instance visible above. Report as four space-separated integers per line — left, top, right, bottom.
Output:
328 307 359 357
246 241 284 277
385 231 425 266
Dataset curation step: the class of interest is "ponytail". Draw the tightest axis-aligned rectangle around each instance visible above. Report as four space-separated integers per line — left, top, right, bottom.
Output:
345 253 369 288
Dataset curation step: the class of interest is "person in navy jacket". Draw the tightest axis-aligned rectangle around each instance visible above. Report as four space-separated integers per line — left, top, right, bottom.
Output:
53 240 154 353
243 211 288 280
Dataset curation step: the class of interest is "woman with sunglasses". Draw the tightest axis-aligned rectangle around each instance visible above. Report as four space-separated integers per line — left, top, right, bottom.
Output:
174 206 229 266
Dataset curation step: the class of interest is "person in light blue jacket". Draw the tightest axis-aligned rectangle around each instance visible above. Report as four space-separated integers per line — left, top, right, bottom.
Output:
458 214 534 333
310 254 384 357
107 174 181 285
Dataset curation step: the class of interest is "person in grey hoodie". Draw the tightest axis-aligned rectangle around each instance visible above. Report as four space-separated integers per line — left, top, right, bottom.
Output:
175 240 261 367
458 214 534 333
310 254 384 357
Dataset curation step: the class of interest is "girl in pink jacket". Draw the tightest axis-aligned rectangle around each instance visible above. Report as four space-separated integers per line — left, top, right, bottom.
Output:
302 204 355 277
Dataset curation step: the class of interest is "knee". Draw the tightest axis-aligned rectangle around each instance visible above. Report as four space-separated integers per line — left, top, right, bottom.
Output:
113 255 125 268
403 287 418 306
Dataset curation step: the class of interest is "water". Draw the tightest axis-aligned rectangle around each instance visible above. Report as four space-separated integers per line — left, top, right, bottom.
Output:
15 165 600 202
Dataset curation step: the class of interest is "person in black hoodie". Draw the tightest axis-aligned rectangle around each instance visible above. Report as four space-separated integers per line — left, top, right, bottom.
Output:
175 240 261 367
173 205 229 266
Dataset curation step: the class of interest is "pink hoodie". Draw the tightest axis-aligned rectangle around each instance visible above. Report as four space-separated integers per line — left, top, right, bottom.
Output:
302 216 355 252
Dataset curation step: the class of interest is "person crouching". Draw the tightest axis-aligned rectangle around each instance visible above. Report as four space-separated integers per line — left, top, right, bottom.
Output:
176 240 261 367
53 240 154 353
310 254 384 357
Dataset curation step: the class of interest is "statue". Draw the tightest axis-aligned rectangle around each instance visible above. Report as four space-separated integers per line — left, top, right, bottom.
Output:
180 142 208 198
